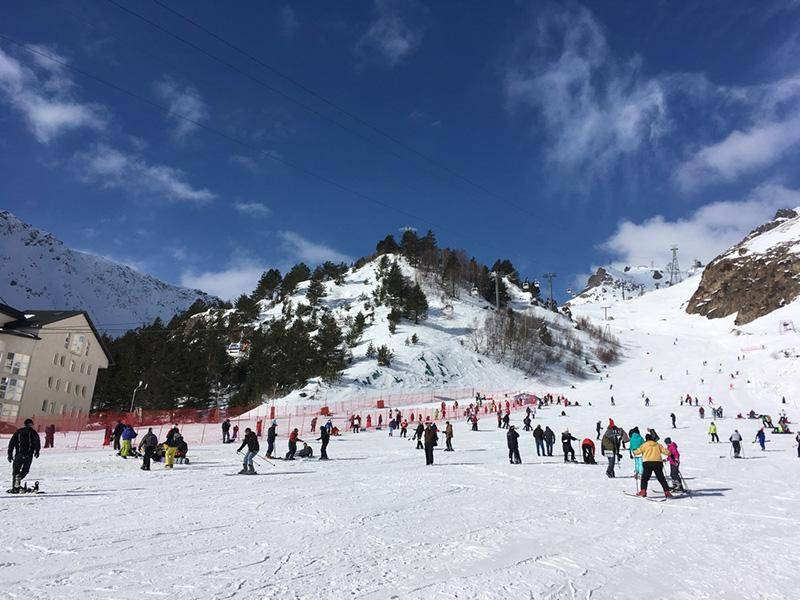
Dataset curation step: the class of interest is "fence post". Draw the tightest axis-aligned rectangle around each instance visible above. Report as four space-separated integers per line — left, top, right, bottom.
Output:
74 428 82 451
200 423 207 444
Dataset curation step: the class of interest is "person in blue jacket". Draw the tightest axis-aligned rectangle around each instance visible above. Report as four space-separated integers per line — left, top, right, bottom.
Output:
628 427 644 478
120 425 137 458
754 428 766 451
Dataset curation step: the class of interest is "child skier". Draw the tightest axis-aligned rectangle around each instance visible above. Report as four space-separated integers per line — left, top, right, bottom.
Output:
237 428 259 474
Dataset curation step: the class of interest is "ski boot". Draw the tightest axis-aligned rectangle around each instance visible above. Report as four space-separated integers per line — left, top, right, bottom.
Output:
247 464 257 475
636 489 647 497
238 466 248 474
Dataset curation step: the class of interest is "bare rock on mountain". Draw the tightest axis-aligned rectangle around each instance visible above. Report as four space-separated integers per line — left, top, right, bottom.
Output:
687 209 800 325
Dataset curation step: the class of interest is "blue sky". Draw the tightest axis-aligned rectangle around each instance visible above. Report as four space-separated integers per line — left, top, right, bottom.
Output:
3 1 800 299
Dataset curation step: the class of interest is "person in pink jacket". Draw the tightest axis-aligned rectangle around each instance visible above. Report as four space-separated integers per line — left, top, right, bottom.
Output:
664 437 684 492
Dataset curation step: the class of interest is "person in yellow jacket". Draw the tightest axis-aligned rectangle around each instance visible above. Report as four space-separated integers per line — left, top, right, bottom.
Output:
708 422 719 443
632 433 672 497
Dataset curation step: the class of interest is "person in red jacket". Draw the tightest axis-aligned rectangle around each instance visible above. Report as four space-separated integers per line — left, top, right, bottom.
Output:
581 438 596 464
286 428 303 460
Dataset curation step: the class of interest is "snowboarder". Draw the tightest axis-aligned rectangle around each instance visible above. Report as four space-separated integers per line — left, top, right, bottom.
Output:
286 428 302 460
533 424 545 456
317 425 330 460
670 413 676 429
561 430 577 463
544 426 556 456
729 430 743 458
601 427 619 477
444 421 454 451
754 428 766 451
266 420 278 458
7 419 40 493
222 419 231 443
581 438 596 464
237 428 260 474
664 437 683 492
138 428 158 471
632 434 672 497
423 423 438 466
708 422 719 443
507 426 521 464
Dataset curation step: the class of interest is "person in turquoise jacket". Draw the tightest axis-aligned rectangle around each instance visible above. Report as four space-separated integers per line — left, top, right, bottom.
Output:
628 427 644 477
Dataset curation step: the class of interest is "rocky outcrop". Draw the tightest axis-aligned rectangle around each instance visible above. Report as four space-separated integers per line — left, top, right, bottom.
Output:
687 209 800 325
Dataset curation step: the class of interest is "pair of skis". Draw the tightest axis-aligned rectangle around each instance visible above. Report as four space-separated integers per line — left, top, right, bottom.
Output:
6 481 42 495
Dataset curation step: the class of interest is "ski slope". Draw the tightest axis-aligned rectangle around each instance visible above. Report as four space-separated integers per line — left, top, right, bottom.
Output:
2 276 799 599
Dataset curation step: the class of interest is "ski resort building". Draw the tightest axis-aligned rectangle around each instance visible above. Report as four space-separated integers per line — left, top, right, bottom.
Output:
0 304 110 424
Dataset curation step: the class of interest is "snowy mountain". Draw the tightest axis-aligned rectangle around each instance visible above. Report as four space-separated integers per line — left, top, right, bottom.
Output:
687 208 800 325
569 264 673 305
0 210 217 333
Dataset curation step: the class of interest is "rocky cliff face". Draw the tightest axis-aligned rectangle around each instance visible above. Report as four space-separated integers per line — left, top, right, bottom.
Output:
687 208 800 325
569 264 668 305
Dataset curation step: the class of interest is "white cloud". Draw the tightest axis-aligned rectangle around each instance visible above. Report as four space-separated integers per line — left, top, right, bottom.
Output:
234 202 271 218
599 183 800 267
674 114 800 191
279 231 351 264
504 5 670 184
180 258 263 300
74 143 215 204
355 0 427 67
280 6 300 37
154 76 208 140
0 45 105 143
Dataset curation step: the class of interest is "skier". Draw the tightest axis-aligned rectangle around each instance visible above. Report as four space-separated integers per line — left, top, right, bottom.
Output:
581 438 596 464
317 424 330 460
629 427 644 479
601 427 619 477
497 410 502 428
670 413 676 429
796 432 800 458
664 437 684 492
138 428 158 471
237 427 260 474
400 419 408 438
7 419 40 493
285 428 302 460
533 424 545 456
502 412 510 429
471 414 478 431
44 424 55 449
120 424 137 458
699 406 705 419
112 420 125 451
561 429 577 463
632 434 672 497
423 422 438 466
164 426 181 469
544 426 556 457
729 430 743 458
222 418 231 443
266 420 278 458
754 428 766 451
595 421 602 440
522 415 532 431
297 443 313 458
310 417 318 433
413 422 425 449
507 426 521 464
708 422 719 443
444 421 454 451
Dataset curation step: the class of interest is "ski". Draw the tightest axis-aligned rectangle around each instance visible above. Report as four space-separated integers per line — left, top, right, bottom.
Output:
622 492 666 502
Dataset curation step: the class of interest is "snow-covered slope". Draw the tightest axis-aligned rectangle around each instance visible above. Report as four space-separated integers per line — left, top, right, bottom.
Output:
570 262 703 306
0 211 217 332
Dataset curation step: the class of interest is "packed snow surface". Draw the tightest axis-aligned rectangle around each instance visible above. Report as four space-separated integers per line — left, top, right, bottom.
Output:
2 276 800 599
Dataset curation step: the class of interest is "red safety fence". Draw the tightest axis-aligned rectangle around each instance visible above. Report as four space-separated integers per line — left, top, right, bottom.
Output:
0 387 570 453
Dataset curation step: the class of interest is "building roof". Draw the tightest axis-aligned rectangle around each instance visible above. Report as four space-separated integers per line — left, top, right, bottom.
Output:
0 303 27 321
1 308 113 364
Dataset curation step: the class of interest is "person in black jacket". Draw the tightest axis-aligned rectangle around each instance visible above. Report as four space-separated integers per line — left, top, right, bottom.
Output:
423 423 438 465
138 428 158 471
507 425 521 464
8 419 40 491
112 420 125 451
317 425 330 460
237 428 260 474
561 430 577 463
533 425 545 456
221 419 231 444
413 422 425 450
266 420 278 458
544 426 556 456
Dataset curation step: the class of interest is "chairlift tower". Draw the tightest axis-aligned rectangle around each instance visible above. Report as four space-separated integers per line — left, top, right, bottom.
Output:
668 246 682 286
542 272 557 305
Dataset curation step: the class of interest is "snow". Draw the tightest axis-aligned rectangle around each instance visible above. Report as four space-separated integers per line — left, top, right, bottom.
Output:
722 206 800 258
3 271 800 599
0 211 216 333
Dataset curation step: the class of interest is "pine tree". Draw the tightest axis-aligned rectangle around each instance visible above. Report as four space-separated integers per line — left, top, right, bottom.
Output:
315 313 345 382
443 252 461 297
377 345 393 366
345 311 367 347
306 275 327 306
400 229 420 265
252 268 282 301
404 283 428 323
383 262 407 305
366 342 377 359
281 263 311 296
376 234 400 255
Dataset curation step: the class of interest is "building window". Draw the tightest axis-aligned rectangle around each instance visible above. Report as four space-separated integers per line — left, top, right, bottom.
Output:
55 378 61 392
66 381 72 394
64 335 70 349
85 342 91 356
53 353 58 365
4 353 30 377
80 363 85 374
0 377 24 402
41 399 48 412
87 365 92 376
49 402 55 414
48 376 53 389
75 385 81 397
81 386 86 398
59 355 65 367
59 404 66 415
70 360 76 372
0 404 19 418
70 334 87 356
